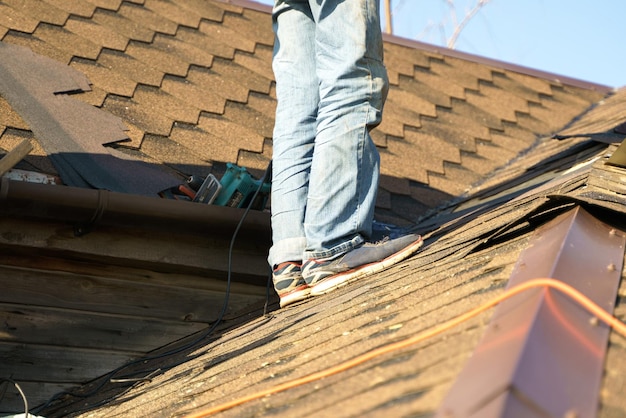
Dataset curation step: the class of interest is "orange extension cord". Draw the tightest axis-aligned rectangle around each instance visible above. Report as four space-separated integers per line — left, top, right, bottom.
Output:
183 278 626 418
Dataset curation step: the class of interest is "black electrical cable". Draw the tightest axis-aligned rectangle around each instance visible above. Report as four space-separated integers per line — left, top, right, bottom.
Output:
31 161 275 416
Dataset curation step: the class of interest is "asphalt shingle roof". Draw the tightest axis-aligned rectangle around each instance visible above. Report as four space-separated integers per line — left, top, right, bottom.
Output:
1 0 625 417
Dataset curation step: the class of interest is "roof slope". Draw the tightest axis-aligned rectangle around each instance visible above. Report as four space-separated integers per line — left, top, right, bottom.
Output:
40 88 626 418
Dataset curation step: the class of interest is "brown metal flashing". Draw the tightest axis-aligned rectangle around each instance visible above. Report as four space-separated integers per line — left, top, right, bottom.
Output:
606 139 626 168
437 205 624 418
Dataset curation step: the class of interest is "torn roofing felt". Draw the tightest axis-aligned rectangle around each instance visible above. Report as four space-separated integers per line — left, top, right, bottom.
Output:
0 41 180 196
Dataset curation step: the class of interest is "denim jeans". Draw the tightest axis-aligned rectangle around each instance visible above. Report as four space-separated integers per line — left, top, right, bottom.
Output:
268 0 388 267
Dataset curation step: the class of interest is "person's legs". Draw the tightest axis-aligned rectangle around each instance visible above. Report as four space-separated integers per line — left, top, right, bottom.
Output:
301 0 423 292
268 0 318 306
303 0 388 261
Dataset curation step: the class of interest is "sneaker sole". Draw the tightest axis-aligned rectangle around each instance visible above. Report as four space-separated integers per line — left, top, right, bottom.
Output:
279 286 311 308
309 237 423 296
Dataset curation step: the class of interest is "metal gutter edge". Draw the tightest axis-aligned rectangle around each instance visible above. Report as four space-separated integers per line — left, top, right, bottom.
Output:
0 178 271 240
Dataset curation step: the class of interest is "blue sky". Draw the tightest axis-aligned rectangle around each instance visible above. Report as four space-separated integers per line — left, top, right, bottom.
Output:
253 0 625 89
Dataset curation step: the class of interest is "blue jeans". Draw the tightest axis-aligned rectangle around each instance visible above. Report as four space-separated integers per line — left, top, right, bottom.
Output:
268 0 388 267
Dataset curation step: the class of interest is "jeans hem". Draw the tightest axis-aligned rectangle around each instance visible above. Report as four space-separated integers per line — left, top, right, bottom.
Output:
303 234 365 261
268 236 307 267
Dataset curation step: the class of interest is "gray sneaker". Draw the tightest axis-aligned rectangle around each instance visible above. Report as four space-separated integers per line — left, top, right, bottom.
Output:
272 261 310 308
302 234 423 296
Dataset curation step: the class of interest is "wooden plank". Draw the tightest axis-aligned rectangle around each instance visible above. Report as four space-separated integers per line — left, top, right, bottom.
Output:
0 251 267 295
0 341 135 383
0 381 71 415
0 217 270 281
0 138 32 177
0 263 265 322
0 303 207 352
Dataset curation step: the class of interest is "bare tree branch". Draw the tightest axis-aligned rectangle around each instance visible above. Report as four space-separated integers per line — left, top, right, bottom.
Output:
447 0 491 49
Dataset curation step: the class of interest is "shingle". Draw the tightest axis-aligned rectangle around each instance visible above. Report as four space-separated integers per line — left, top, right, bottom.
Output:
197 112 265 155
246 91 276 121
464 83 530 124
70 85 109 107
491 71 543 105
396 72 459 109
197 17 257 54
1 30 73 64
473 139 519 168
371 128 389 148
41 0 96 18
212 54 272 95
429 162 483 196
91 7 155 43
186 65 249 105
384 93 432 125
1 130 59 176
132 84 201 125
3 0 68 26
447 96 504 132
102 94 173 136
85 0 123 12
151 34 214 69
169 122 240 163
176 0 226 22
144 0 203 29
378 173 412 197
509 109 553 135
125 40 191 77
0 97 29 131
2 3 622 417
427 107 492 145
242 8 275 47
64 16 129 52
33 23 102 60
236 139 272 173
233 45 275 83
428 57 482 92
222 101 274 141
220 9 272 51
95 48 163 87
118 2 179 36
175 26 235 61
160 75 226 115
506 71 555 96
381 130 460 182
139 132 211 175
70 57 137 97
384 42 431 79
0 3 39 34
386 88 438 118
444 54 496 84
377 113 415 139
